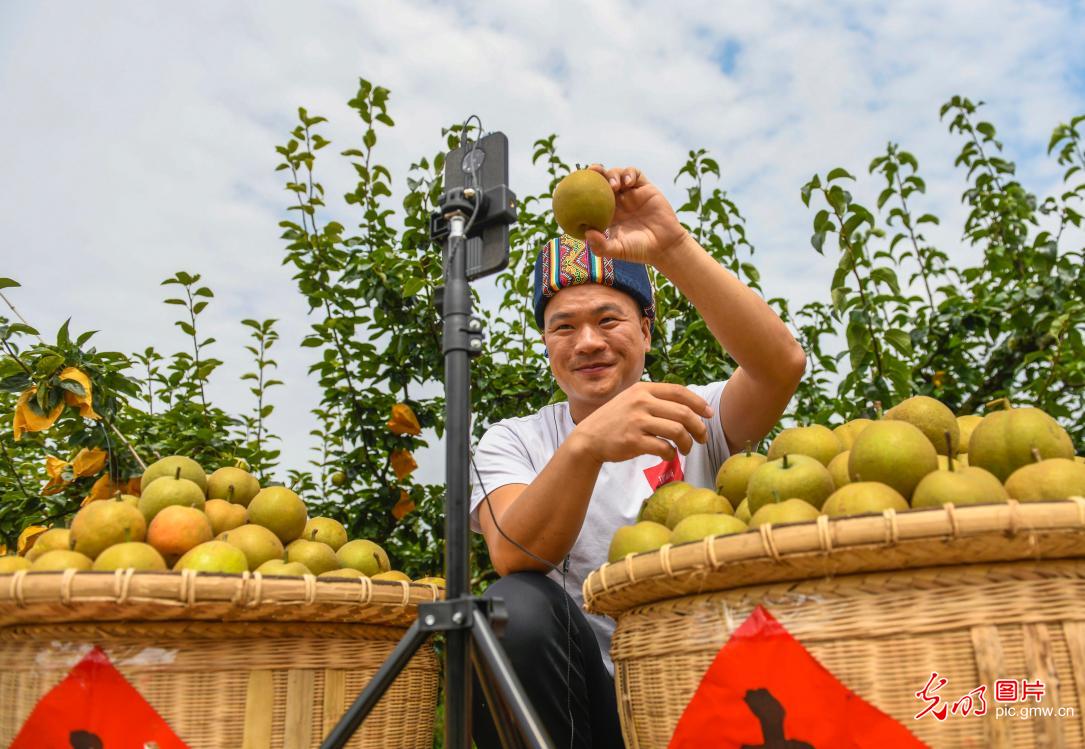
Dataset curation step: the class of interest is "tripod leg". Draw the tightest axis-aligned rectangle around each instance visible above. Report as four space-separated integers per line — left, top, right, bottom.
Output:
471 608 554 749
320 619 429 749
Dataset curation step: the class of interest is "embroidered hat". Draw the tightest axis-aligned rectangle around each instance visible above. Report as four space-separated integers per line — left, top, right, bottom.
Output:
533 234 655 331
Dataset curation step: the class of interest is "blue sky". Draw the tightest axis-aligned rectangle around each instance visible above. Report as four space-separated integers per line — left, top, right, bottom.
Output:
1 0 1083 485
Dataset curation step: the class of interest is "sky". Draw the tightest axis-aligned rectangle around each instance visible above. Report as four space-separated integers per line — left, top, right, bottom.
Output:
1 0 1083 488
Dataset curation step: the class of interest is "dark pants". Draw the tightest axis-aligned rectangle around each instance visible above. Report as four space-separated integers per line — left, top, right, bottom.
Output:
471 572 624 749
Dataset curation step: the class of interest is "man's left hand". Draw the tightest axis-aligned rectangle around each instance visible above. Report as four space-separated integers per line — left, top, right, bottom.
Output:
582 164 689 268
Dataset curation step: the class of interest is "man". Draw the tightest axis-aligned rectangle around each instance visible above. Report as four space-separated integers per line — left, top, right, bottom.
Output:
469 164 806 748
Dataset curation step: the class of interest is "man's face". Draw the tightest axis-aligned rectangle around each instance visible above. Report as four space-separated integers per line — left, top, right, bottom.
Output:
542 284 651 417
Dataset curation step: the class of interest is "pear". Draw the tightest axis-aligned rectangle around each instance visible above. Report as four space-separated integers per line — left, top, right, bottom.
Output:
833 419 873 450
767 425 843 466
885 396 959 455
25 528 71 561
373 570 411 582
956 415 983 454
822 482 909 517
337 539 391 576
71 496 148 559
735 498 751 523
638 481 694 525
414 576 446 587
206 466 261 507
256 559 311 576
219 524 283 570
665 488 733 529
1005 457 1085 502
1076 456 1085 464
319 568 366 580
849 421 938 500
552 169 615 240
31 550 93 571
303 517 348 551
715 447 768 504
247 486 308 543
174 541 248 573
912 448 1009 508
747 454 835 514
286 539 339 576
937 454 969 469
607 521 671 563
147 505 213 563
138 470 206 523
141 455 207 494
749 498 821 527
0 556 32 573
204 499 247 536
92 542 167 571
669 514 746 545
969 407 1075 482
827 451 851 489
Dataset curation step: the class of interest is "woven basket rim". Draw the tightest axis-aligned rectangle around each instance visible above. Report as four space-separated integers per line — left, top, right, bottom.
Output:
583 497 1085 617
0 569 444 628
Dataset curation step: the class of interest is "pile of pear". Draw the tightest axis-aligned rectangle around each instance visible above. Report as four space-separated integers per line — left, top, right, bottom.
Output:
609 396 1085 562
1 456 445 589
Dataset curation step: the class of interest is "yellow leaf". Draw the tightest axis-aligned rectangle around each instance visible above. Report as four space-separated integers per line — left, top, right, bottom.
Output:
59 367 101 420
387 403 421 436
83 474 125 505
392 490 415 521
72 447 108 477
12 387 64 441
390 449 417 481
17 525 49 556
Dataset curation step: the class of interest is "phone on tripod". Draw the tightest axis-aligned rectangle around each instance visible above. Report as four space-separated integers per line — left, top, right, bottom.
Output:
442 131 514 280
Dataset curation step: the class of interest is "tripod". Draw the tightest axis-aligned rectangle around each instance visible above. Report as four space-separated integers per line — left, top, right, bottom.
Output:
321 183 554 749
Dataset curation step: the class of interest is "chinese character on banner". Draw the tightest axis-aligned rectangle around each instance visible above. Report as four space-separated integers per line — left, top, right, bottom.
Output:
1022 680 1046 702
994 679 1019 702
668 606 929 748
643 453 684 491
10 646 189 749
914 672 949 721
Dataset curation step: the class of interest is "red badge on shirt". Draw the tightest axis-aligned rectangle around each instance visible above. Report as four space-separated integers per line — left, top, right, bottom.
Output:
668 606 928 748
10 646 189 749
643 454 684 491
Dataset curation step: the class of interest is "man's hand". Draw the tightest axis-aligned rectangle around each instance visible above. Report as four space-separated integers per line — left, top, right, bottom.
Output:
582 164 688 267
569 381 713 464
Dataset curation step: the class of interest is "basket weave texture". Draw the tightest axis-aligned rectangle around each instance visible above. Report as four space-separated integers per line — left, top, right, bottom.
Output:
583 498 1085 749
0 570 442 749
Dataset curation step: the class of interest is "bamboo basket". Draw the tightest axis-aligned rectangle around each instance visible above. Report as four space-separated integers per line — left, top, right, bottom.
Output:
0 570 443 748
583 497 1085 749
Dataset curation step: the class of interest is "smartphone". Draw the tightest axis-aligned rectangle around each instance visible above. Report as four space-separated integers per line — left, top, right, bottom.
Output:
443 131 514 280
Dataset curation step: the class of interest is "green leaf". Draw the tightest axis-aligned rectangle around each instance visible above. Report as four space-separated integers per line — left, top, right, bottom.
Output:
827 167 856 182
0 278 20 290
883 328 912 356
402 277 425 298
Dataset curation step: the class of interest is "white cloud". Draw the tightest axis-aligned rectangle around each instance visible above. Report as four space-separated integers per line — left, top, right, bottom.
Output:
1 0 1082 490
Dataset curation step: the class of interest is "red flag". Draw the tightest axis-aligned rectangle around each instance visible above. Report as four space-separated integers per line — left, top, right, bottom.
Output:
11 646 189 749
669 606 928 748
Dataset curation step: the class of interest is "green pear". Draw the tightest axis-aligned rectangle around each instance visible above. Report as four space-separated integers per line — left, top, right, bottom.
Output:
319 568 367 580
247 486 308 543
552 169 615 240
912 463 1009 508
286 539 339 576
715 447 768 504
638 481 694 525
174 541 248 573
303 517 348 551
256 559 311 576
607 521 671 563
206 466 261 507
665 488 733 529
31 550 93 571
204 499 247 536
747 454 835 514
848 421 937 500
92 542 167 571
735 498 751 523
336 540 391 576
767 425 843 466
833 419 873 450
26 528 71 561
956 415 983 454
669 514 746 545
219 524 283 570
1005 458 1085 501
373 570 411 582
748 498 821 527
969 407 1075 482
141 455 207 494
827 451 851 489
885 396 960 455
71 497 147 558
138 472 206 523
0 556 32 573
822 482 909 517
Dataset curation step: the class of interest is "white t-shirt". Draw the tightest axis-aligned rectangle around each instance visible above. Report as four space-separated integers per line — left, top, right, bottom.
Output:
469 381 731 673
